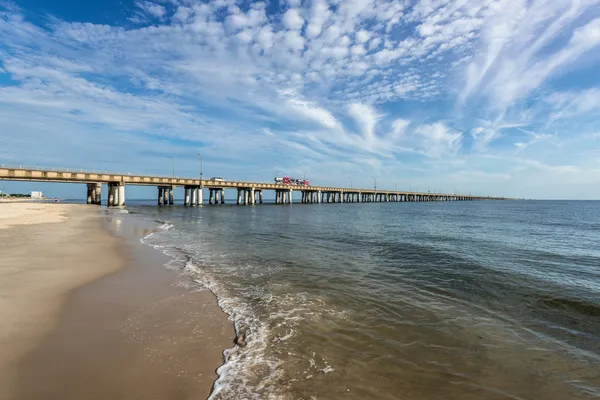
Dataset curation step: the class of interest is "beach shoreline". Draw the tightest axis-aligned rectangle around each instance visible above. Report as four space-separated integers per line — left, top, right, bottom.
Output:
0 203 233 400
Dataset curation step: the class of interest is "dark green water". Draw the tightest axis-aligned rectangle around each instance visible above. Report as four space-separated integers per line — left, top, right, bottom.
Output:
132 200 600 399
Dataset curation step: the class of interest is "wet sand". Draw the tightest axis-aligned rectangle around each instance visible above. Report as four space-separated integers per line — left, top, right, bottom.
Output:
0 203 233 400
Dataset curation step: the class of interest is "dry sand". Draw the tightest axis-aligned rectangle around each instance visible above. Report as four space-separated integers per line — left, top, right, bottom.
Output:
0 202 69 229
0 203 233 400
0 203 123 398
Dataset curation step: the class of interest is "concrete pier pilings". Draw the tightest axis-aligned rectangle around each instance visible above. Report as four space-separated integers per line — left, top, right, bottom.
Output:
208 188 225 205
86 183 102 205
191 187 197 206
183 186 202 206
235 188 261 205
274 189 293 204
157 186 173 206
118 185 126 206
106 182 125 207
301 191 323 203
86 181 490 209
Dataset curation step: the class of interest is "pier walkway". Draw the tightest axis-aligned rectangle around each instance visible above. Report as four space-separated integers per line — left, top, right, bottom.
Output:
0 165 508 206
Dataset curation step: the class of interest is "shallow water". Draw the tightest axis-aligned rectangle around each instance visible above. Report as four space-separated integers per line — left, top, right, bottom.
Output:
131 200 600 399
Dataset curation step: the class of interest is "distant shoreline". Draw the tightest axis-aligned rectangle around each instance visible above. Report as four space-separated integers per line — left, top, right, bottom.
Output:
0 198 59 203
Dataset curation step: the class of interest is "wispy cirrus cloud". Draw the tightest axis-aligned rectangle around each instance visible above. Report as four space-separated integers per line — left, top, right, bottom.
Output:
460 1 600 111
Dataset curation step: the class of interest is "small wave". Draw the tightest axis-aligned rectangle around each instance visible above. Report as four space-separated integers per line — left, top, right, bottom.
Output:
140 221 173 245
138 225 286 399
538 295 600 318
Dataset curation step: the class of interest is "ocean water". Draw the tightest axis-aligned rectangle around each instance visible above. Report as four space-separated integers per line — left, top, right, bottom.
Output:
129 200 600 400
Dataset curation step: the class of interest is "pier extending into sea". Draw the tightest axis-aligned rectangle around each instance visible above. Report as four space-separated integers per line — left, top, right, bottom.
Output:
0 165 509 206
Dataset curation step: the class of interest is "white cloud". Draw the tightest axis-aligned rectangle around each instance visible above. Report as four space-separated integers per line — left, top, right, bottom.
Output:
136 1 166 19
284 29 305 50
173 7 192 23
389 119 410 140
257 25 275 50
414 123 463 158
416 23 436 37
460 2 600 112
279 90 339 129
348 103 382 140
282 8 304 30
546 88 600 120
453 170 512 181
355 29 370 43
306 0 330 38
514 158 579 174
350 44 366 57
471 127 500 150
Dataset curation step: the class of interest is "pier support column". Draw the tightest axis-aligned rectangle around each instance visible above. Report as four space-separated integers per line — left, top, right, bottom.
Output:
250 188 255 205
108 184 115 207
209 189 214 205
94 184 101 205
157 187 162 206
288 190 292 204
185 188 190 206
118 185 125 206
259 191 263 204
113 185 120 206
191 188 197 206
109 183 121 207
86 183 93 204
197 187 202 206
221 189 225 204
237 189 242 205
168 187 173 206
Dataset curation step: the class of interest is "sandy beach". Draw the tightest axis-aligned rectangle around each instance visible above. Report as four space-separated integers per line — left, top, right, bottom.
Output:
0 203 233 400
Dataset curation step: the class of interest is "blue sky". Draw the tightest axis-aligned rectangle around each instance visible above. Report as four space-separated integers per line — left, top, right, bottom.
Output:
1 0 600 199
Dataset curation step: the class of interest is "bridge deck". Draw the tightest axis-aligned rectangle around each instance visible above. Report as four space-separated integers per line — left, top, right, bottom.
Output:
0 166 505 200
